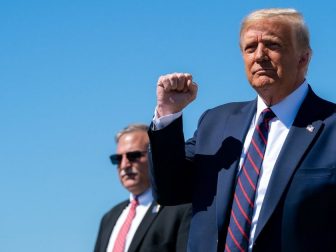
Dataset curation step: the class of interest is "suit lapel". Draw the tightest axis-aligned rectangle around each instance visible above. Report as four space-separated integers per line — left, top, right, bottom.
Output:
128 202 160 252
254 88 325 239
216 100 257 233
101 201 129 251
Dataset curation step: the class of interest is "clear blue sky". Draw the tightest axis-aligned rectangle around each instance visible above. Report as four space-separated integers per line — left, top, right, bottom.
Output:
1 1 335 251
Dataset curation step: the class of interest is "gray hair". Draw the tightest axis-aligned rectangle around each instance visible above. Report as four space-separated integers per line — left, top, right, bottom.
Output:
115 123 149 143
240 8 312 54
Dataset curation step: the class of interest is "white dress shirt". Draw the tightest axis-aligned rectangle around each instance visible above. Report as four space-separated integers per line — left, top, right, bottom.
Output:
106 188 153 252
153 81 309 251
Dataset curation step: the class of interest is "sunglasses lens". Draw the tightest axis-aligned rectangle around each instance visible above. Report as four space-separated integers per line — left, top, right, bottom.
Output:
110 154 122 165
110 151 146 165
126 151 142 162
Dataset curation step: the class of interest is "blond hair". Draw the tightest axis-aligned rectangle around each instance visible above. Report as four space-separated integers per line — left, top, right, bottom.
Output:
240 8 312 53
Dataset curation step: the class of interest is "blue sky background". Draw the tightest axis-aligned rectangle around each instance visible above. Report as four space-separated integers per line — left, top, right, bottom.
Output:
1 1 335 251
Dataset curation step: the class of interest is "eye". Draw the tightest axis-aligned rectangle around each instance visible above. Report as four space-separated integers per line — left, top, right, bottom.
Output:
265 42 281 50
243 43 257 53
127 152 141 160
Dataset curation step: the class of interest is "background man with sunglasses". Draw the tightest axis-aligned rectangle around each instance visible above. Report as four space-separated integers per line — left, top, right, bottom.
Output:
94 124 192 252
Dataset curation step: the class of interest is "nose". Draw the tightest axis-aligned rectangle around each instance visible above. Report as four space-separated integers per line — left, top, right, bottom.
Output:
119 154 132 170
255 43 268 62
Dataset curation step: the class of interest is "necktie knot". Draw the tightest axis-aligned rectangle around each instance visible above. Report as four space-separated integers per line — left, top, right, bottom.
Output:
260 108 275 123
131 198 139 209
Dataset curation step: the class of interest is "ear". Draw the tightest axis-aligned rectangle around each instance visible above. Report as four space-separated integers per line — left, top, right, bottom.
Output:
298 51 311 68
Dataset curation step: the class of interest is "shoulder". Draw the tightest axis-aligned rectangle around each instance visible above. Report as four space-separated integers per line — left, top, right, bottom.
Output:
162 203 192 211
203 100 254 116
211 100 255 112
197 100 255 125
300 87 336 122
307 86 335 108
101 199 129 220
158 203 192 217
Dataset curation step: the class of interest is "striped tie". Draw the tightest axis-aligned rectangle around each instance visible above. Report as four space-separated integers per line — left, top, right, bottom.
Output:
112 198 139 252
225 108 275 252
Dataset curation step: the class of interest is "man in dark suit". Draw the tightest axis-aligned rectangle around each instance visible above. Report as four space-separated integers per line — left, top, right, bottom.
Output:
148 8 336 252
94 124 191 252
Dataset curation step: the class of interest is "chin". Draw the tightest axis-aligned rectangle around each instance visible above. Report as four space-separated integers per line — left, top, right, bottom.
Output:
251 78 275 89
123 180 137 188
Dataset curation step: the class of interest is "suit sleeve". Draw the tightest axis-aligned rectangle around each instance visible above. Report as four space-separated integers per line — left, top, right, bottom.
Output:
148 116 195 205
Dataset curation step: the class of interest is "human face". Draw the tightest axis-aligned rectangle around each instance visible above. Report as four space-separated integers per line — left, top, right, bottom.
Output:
240 19 309 105
116 131 150 195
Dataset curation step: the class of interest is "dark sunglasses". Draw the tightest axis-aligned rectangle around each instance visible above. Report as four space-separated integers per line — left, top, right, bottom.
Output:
110 150 147 165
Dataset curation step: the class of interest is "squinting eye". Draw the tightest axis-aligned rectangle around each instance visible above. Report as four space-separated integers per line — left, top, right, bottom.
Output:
244 46 256 53
267 43 281 50
243 43 257 53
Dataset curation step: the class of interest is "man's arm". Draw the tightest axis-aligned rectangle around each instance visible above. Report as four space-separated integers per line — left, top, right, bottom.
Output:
148 73 198 205
148 116 194 205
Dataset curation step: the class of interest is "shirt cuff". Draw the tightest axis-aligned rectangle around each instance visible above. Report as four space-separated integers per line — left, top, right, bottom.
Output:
152 107 182 130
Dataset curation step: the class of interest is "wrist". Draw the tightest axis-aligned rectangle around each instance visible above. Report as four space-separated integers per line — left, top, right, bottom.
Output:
156 104 178 118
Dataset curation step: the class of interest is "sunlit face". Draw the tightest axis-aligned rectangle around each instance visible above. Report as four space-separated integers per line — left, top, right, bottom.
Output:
240 19 309 105
116 131 150 195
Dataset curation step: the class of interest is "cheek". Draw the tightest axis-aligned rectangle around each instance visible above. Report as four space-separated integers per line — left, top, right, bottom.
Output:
117 170 122 178
243 56 253 70
136 162 149 175
244 64 253 79
269 54 283 66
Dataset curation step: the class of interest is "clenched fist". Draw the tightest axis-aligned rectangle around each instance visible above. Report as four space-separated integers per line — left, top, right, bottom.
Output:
156 73 198 117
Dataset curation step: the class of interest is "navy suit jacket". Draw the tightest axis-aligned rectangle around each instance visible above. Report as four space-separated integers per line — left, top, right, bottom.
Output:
148 87 336 252
94 200 191 252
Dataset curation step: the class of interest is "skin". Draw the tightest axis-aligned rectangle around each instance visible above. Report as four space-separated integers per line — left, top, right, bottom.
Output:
156 72 198 117
240 18 310 106
156 18 310 115
116 130 150 196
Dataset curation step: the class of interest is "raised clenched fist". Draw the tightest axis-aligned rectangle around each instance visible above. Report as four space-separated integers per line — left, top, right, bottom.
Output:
156 73 198 117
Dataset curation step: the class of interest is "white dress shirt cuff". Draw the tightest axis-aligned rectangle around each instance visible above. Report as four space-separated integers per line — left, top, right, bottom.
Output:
152 107 182 130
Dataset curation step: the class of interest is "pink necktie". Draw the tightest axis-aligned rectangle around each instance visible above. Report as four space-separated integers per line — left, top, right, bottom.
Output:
112 198 139 252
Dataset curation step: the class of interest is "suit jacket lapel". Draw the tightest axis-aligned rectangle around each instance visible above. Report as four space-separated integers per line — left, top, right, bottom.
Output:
101 201 129 251
216 100 257 233
254 88 325 239
128 202 160 252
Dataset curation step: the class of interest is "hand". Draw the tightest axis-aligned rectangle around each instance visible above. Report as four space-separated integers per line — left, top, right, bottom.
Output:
156 73 198 117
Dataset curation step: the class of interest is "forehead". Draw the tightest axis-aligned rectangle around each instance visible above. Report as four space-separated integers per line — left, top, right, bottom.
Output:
117 131 149 152
241 19 294 43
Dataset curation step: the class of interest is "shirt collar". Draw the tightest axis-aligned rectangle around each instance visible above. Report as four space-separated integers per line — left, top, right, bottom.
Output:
130 187 153 206
257 80 309 128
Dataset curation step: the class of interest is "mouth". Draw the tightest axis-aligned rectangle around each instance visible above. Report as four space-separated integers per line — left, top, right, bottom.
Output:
253 68 275 75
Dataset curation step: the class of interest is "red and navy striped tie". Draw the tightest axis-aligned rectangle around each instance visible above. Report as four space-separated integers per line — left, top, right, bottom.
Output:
225 108 275 252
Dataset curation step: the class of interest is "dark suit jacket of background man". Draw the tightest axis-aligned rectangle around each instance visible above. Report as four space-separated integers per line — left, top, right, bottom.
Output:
148 87 336 252
94 199 191 252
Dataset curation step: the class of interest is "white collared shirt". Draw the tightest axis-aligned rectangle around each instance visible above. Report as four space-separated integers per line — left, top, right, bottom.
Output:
153 81 309 250
106 188 153 252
